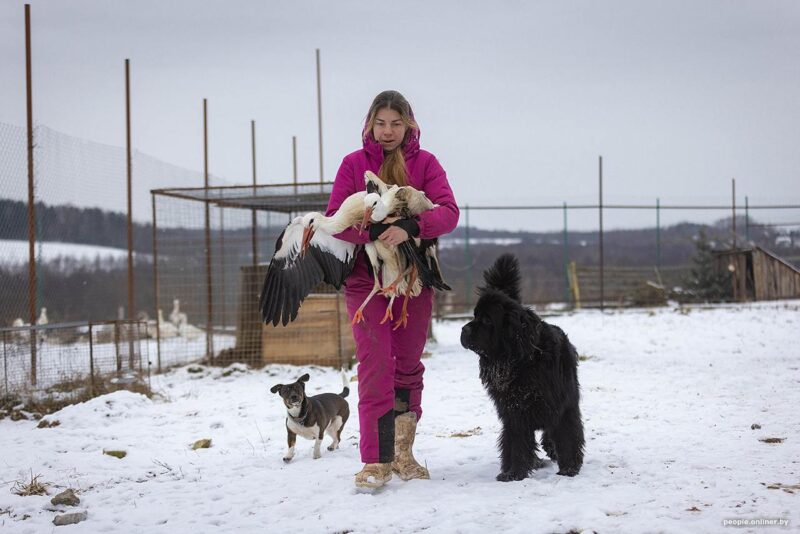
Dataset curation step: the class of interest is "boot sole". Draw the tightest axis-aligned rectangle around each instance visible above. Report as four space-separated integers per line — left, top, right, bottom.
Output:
354 477 391 489
392 468 430 481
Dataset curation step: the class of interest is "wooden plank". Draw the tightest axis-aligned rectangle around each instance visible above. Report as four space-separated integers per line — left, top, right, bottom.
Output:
262 293 355 367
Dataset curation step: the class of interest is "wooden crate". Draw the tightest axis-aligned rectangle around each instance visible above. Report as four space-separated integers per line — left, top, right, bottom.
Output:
261 293 355 367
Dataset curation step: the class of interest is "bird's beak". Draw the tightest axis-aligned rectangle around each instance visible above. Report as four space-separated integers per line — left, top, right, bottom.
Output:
360 207 373 232
301 227 314 257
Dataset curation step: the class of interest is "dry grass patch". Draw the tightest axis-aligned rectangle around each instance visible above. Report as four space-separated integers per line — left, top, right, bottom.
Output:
11 472 48 497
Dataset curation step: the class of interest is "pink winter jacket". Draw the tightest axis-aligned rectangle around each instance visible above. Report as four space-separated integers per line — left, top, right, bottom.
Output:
325 125 459 290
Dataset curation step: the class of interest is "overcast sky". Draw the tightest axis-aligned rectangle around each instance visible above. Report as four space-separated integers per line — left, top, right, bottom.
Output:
1 0 798 231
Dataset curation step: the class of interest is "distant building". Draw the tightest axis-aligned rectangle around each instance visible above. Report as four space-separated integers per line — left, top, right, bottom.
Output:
714 246 800 300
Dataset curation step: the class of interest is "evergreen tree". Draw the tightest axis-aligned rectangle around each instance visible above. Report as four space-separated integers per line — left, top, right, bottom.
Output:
686 230 731 301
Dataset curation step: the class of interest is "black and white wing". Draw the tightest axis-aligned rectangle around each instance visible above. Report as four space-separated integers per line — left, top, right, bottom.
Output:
420 239 450 291
396 238 451 291
259 218 357 326
364 170 389 195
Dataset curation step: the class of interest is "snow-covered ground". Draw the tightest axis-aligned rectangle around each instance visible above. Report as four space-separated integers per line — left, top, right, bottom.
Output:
0 239 130 267
1 301 798 533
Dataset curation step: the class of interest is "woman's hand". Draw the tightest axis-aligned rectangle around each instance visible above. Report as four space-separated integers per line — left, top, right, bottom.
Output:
378 226 409 246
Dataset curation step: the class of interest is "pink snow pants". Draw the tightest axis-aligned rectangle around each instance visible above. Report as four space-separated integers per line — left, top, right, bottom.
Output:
345 282 433 464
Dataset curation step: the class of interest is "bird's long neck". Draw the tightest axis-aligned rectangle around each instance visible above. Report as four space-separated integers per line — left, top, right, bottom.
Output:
331 193 367 231
320 215 349 235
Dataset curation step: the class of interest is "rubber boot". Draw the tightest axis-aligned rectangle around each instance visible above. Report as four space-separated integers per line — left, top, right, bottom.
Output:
354 463 393 489
391 412 430 480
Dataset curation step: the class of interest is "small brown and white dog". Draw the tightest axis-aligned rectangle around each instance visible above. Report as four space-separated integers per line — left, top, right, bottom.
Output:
270 371 350 462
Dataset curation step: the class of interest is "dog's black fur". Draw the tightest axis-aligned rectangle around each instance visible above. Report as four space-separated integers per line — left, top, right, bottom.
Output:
460 254 585 481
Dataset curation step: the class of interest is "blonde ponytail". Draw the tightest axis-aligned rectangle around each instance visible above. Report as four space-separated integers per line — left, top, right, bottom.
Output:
379 148 408 187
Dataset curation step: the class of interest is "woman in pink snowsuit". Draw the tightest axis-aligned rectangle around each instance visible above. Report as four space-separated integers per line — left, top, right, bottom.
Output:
326 90 459 488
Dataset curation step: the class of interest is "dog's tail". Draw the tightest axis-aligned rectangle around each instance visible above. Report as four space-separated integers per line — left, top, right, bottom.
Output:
481 253 521 302
338 368 350 398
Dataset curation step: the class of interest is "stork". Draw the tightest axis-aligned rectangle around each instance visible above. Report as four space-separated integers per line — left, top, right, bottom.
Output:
260 182 386 327
368 184 452 329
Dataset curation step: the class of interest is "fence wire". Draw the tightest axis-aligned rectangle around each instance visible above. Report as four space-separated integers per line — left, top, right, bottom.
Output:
0 122 229 329
0 320 149 404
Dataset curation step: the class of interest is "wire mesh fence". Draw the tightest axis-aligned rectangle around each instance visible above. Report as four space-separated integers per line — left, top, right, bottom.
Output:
0 320 150 406
0 121 230 329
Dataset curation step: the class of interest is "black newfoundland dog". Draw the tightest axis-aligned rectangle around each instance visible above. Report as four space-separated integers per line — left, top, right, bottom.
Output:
460 254 584 481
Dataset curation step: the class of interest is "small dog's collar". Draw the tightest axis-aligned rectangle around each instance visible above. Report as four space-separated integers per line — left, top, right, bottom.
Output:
290 400 309 424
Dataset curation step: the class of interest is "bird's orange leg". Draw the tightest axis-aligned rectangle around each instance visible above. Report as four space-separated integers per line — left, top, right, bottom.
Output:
380 295 396 324
380 270 405 296
351 276 382 325
393 265 417 330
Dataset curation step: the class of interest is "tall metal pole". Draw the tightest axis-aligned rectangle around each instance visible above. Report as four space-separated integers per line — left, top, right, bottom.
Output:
656 197 661 272
203 99 214 359
731 178 738 302
745 195 750 243
125 59 134 322
25 3 37 385
292 135 298 194
464 205 471 309
316 48 324 188
251 120 258 268
598 156 604 311
563 202 570 305
151 193 162 373
732 178 737 250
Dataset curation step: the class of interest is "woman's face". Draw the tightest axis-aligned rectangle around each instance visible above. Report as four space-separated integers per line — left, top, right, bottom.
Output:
372 107 407 152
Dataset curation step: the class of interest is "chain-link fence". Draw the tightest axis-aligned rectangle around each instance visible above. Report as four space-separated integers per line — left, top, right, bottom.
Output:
0 320 149 406
0 122 230 329
1 121 235 400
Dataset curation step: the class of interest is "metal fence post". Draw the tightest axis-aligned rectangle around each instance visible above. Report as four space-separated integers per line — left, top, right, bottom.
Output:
89 323 95 396
203 98 214 361
656 197 661 272
2 331 8 396
152 193 162 373
598 156 604 311
745 196 750 243
464 204 472 309
563 202 570 305
114 320 121 373
25 4 38 387
251 120 258 269
316 48 324 189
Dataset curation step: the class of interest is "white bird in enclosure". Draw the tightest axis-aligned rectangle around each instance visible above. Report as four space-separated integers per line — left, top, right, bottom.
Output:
169 299 188 331
10 317 28 343
157 309 179 338
36 307 49 344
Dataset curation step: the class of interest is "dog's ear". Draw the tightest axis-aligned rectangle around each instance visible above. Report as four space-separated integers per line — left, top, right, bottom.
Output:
298 373 310 383
269 384 283 394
